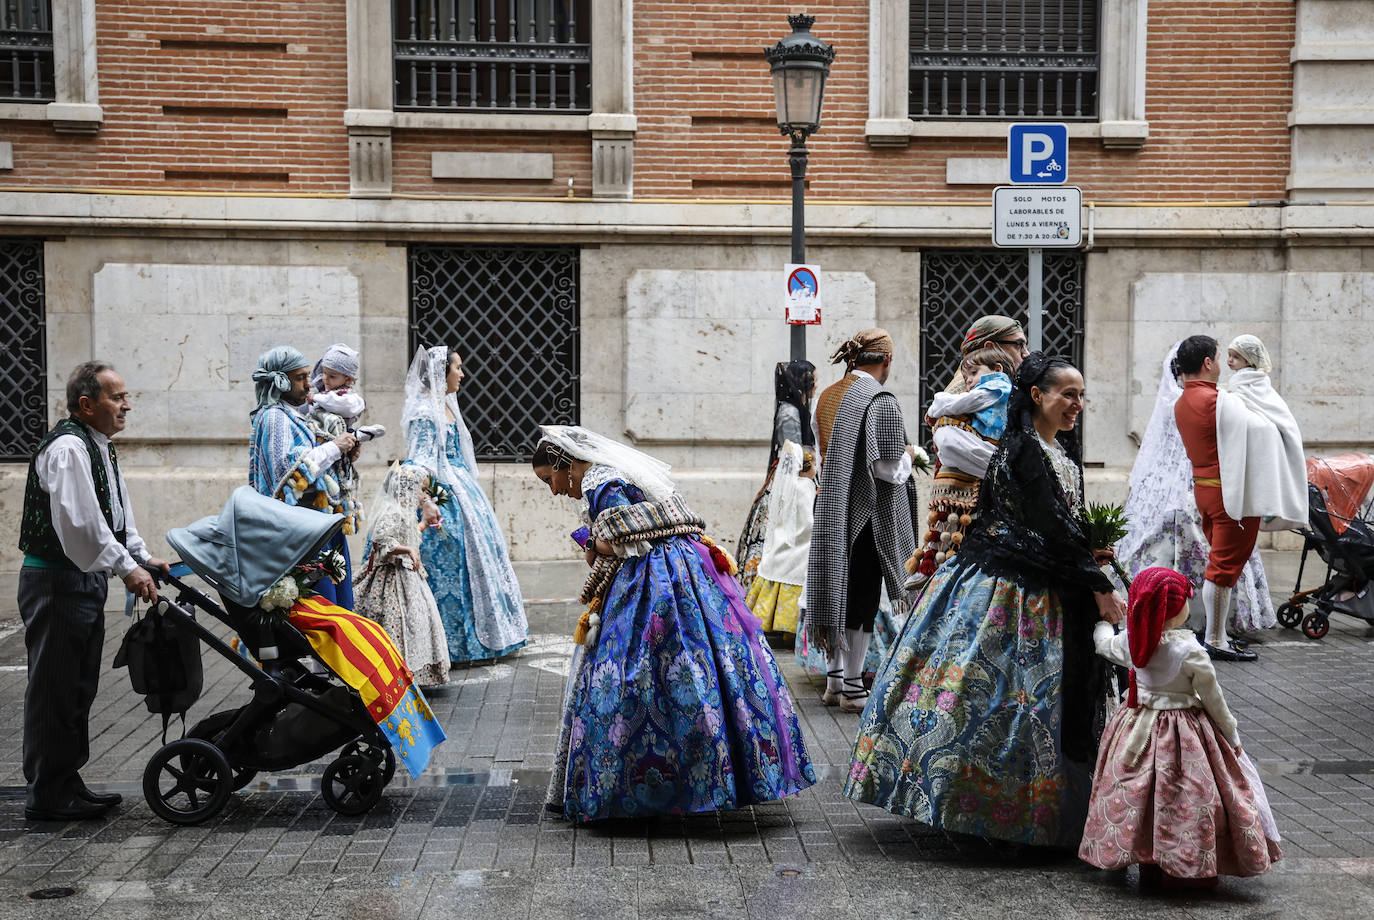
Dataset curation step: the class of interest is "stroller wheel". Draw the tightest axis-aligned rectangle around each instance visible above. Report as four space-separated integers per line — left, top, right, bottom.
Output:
321 754 385 816
143 738 233 826
1276 603 1302 629
1301 612 1330 640
341 739 396 787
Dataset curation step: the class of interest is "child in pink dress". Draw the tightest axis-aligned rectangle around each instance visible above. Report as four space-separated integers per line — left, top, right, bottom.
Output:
1079 566 1281 885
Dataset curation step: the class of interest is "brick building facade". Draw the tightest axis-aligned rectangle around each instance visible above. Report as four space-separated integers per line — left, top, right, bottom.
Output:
1 1 1372 580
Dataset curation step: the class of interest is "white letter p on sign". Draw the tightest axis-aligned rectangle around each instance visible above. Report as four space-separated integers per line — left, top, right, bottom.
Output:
1022 133 1052 168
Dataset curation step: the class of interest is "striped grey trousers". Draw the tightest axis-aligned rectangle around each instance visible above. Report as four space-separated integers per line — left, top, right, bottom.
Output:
19 566 108 809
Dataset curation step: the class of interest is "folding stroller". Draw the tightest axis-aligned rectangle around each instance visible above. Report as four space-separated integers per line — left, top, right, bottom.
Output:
129 487 398 825
1276 454 1374 639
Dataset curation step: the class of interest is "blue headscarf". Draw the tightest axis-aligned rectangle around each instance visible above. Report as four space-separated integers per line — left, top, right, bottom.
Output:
251 345 310 418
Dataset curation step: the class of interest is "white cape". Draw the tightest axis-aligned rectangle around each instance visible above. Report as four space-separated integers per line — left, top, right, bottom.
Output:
1216 369 1306 530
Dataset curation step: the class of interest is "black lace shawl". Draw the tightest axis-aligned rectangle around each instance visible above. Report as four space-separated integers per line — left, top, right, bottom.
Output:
956 375 1113 763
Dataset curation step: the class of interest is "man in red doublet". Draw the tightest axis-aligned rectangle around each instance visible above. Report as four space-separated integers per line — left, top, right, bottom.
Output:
1173 335 1259 662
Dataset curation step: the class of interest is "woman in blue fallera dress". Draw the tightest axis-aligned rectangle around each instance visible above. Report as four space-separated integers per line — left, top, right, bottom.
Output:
844 355 1127 849
530 425 816 821
403 346 527 663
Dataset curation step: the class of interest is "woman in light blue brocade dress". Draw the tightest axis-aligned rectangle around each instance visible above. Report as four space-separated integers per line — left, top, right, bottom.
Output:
531 425 816 822
403 346 527 663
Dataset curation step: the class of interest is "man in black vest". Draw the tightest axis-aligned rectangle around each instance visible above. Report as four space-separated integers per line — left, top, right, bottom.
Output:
18 361 169 821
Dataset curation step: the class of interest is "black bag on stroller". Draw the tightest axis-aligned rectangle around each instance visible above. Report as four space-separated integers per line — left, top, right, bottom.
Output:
114 608 203 738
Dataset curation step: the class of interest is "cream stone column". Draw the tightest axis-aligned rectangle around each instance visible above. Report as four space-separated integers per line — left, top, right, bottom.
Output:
865 0 911 147
1289 0 1374 199
590 0 636 198
46 0 102 133
1097 0 1150 149
346 0 395 197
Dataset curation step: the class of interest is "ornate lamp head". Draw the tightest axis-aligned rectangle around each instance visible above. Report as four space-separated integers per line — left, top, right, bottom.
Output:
763 14 836 143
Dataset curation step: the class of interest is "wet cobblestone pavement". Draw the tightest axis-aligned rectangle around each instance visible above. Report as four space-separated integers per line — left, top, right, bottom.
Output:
1 551 1372 917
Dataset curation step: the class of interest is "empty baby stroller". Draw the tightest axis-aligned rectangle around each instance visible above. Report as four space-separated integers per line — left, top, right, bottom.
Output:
1276 454 1374 639
127 486 444 825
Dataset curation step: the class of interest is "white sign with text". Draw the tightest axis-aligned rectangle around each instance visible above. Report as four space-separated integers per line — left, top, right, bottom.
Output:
992 186 1082 248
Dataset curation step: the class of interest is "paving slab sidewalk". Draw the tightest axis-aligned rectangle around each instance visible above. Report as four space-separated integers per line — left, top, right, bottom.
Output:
0 550 1371 918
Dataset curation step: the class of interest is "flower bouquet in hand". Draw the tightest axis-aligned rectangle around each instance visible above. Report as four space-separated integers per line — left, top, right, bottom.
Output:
910 444 933 474
1086 501 1132 588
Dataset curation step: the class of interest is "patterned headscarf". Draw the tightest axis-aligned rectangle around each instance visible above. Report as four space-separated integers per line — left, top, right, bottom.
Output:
962 314 1024 355
1125 566 1195 707
1227 334 1272 374
830 328 894 369
251 346 310 418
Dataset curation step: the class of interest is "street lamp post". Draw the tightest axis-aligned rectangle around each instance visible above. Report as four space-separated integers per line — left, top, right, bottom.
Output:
764 13 835 363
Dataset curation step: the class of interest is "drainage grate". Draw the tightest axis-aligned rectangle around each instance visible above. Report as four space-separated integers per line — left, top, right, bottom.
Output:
27 887 76 900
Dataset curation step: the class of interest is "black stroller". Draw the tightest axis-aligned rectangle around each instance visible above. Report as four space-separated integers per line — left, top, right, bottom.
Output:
128 486 397 825
1276 454 1374 640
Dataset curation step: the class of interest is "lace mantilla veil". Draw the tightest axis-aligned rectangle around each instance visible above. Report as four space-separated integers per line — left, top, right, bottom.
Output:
402 345 525 651
1117 342 1195 570
538 424 678 503
403 346 476 490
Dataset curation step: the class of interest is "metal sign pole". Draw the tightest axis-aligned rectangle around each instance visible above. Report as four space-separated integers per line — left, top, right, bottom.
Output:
1027 247 1044 352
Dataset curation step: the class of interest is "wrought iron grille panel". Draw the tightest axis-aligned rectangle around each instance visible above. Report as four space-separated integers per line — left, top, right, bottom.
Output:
394 0 591 112
0 238 47 461
918 248 1084 446
409 244 579 462
909 1 1099 120
1 1 54 102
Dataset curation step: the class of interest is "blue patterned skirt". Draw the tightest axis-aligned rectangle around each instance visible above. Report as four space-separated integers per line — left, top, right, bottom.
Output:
558 536 816 821
418 474 526 663
844 559 1091 847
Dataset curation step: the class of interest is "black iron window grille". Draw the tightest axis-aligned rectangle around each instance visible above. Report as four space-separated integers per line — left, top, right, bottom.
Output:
409 244 580 462
393 0 591 112
918 248 1084 445
909 1 1099 121
1 1 53 102
0 238 47 461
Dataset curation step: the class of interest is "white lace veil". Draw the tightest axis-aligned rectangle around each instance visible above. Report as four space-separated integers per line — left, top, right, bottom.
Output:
537 424 677 503
403 345 525 651
403 346 478 489
1118 341 1196 567
363 462 425 557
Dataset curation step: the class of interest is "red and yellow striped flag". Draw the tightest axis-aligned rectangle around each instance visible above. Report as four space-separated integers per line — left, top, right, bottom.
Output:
287 595 413 723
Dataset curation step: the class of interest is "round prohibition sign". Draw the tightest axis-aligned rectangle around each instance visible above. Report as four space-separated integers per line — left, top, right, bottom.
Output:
788 266 818 296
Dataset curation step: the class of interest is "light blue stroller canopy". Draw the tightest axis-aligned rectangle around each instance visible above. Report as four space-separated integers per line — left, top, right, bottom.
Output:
166 486 344 609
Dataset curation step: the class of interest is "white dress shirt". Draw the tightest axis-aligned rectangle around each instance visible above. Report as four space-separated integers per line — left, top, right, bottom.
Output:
35 429 149 577
850 369 914 485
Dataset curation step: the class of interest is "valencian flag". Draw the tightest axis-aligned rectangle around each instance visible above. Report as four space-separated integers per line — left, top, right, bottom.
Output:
287 595 446 777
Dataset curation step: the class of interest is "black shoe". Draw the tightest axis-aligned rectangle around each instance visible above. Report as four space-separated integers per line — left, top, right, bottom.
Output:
1203 642 1258 663
24 799 113 822
76 786 123 807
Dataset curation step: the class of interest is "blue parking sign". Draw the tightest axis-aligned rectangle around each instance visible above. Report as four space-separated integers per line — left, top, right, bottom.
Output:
1008 124 1068 184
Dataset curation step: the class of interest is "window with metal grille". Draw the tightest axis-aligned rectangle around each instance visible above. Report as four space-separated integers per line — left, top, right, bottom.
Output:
393 0 591 112
0 239 47 461
909 1 1099 121
918 248 1084 445
1 1 54 102
409 244 579 462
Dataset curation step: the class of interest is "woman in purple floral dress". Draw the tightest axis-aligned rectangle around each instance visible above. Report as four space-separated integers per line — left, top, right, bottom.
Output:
531 425 815 822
